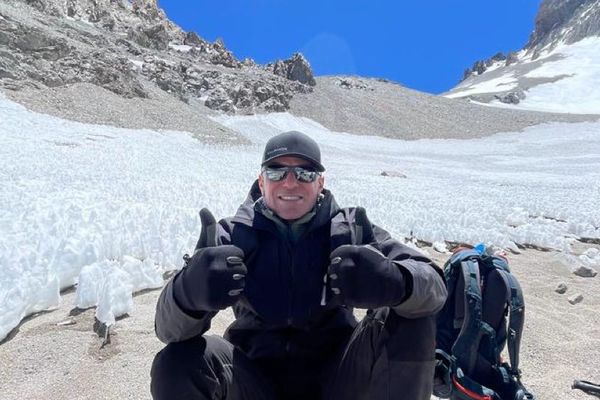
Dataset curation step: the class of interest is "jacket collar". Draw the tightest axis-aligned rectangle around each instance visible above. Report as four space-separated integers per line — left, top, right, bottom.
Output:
231 179 340 233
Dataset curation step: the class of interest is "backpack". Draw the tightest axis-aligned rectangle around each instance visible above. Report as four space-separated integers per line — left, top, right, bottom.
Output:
434 244 535 400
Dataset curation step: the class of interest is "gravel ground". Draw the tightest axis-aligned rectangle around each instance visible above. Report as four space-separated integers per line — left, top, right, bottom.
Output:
289 76 599 140
1 245 598 400
4 83 247 145
4 74 598 147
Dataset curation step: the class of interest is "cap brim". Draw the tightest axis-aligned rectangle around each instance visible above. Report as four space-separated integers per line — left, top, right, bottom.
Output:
262 153 325 172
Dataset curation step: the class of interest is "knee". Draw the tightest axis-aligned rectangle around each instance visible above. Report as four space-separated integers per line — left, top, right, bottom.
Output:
151 336 233 399
379 309 437 361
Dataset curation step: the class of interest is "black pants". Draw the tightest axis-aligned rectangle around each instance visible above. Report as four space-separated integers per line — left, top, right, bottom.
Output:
151 308 436 400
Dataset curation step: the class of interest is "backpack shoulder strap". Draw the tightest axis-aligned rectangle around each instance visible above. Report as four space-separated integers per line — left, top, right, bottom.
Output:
451 253 486 376
330 207 360 250
493 257 526 376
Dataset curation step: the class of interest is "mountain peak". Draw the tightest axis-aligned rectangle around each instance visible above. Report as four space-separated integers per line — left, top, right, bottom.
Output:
446 0 600 114
526 0 600 52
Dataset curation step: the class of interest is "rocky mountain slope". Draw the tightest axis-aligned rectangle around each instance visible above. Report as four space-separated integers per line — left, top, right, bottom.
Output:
0 0 315 112
289 76 591 139
0 0 596 141
446 0 600 114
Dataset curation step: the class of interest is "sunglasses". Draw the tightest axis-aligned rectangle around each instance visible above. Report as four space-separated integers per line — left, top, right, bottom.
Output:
263 165 320 183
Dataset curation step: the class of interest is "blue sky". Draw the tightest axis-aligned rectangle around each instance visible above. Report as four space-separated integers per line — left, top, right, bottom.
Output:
157 1 542 94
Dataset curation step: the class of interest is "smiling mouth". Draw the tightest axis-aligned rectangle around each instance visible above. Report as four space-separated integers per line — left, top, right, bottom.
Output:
278 195 303 201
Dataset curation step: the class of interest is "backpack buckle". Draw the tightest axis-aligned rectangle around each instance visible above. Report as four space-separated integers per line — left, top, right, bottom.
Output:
433 349 453 398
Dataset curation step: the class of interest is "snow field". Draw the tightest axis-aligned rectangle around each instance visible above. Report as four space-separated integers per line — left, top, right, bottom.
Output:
1 95 600 342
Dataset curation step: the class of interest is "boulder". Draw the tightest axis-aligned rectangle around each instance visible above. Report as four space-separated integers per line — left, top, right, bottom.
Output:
127 24 170 51
568 293 583 305
555 282 568 294
270 53 316 86
184 32 204 46
572 264 598 278
495 90 526 105
337 78 371 90
473 60 486 75
505 51 519 66
380 171 407 178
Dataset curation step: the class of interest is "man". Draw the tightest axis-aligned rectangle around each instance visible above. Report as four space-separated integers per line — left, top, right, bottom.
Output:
151 131 447 400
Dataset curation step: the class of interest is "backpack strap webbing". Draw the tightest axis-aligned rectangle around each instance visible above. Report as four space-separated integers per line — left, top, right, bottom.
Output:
330 207 375 250
495 264 525 376
452 258 485 377
330 207 358 251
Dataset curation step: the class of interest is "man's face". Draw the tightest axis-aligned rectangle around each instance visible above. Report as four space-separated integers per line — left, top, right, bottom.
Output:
258 156 324 221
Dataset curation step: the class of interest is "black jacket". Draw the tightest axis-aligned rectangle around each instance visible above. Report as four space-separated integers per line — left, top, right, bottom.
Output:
155 181 447 363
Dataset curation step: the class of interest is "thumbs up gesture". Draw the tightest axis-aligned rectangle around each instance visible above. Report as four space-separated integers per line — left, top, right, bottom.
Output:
326 208 406 309
174 208 247 312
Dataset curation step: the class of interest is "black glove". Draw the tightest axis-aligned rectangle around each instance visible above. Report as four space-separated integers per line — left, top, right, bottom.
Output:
327 244 406 309
174 209 247 313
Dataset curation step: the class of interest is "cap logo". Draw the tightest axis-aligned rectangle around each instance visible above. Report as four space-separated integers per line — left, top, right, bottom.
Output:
266 146 287 156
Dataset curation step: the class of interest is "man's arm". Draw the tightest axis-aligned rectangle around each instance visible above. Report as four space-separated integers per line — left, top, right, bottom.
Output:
327 208 447 317
155 212 244 343
373 225 447 318
154 276 217 343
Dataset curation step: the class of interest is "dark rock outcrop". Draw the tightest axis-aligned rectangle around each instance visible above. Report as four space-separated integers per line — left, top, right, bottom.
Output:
527 0 600 52
460 0 600 82
269 53 316 86
461 53 508 81
495 90 526 105
0 0 317 114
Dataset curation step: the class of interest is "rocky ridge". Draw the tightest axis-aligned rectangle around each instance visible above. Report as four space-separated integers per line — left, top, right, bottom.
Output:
1 0 595 141
460 0 600 82
0 0 316 114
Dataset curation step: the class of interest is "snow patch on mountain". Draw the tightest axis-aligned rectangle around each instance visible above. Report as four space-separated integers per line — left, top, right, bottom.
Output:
514 37 600 113
445 74 518 99
446 36 600 114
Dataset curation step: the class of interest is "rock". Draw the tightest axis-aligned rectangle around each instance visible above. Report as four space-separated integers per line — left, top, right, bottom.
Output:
583 248 600 258
230 84 254 108
462 68 472 81
286 53 316 86
56 318 76 327
505 51 519 66
433 241 450 254
261 96 288 112
490 52 507 62
0 31 12 46
555 283 568 294
26 0 62 16
14 29 56 52
337 78 372 90
526 0 598 50
473 60 486 75
271 53 316 86
205 88 235 113
568 293 583 305
127 23 170 50
209 49 241 68
495 90 526 105
184 31 204 46
380 171 407 178
213 37 225 51
242 58 257 67
572 264 598 278
0 66 18 80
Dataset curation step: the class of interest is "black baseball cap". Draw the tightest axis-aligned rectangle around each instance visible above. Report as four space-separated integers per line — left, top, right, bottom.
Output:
261 131 325 172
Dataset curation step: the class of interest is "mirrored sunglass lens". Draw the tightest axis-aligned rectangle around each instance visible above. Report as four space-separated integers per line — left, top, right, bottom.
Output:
265 167 318 182
265 168 287 181
294 168 317 182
